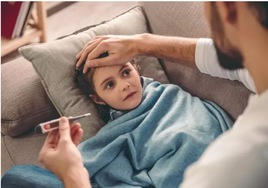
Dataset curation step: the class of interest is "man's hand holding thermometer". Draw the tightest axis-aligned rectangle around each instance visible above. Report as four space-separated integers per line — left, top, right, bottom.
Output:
38 116 92 188
35 113 91 134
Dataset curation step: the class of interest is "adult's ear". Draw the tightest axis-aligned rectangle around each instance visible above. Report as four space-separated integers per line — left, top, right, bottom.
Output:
89 94 106 105
216 2 238 25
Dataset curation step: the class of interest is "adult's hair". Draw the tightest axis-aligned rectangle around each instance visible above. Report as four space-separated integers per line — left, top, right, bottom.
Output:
248 2 268 29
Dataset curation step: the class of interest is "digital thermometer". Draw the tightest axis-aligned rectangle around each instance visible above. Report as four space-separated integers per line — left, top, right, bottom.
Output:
35 113 91 134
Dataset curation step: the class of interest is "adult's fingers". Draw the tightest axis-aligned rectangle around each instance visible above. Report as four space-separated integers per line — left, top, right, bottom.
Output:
76 41 99 68
76 48 90 69
76 36 109 67
52 122 75 146
83 55 117 73
39 129 59 163
72 128 83 146
76 39 99 60
44 129 59 146
71 123 81 135
86 41 109 62
70 123 82 145
78 41 104 68
58 117 71 142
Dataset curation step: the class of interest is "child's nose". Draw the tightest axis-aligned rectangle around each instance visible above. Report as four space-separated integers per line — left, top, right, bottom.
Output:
122 82 130 91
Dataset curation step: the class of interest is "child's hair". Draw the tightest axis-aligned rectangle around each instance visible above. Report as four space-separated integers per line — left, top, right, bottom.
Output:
74 52 140 123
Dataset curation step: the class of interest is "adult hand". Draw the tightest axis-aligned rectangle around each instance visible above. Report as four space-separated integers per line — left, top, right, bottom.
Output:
38 117 87 183
76 35 142 73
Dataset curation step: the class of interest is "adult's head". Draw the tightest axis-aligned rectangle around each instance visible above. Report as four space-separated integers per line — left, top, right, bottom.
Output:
204 2 268 93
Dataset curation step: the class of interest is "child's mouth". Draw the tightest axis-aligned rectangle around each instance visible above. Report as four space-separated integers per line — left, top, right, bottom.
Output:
124 91 137 101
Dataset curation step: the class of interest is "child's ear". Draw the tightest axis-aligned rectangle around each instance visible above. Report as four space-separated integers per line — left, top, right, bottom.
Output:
89 94 106 105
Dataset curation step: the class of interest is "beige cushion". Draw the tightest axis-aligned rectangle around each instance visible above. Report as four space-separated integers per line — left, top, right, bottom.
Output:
1 57 59 137
18 6 169 140
140 2 252 119
1 133 47 175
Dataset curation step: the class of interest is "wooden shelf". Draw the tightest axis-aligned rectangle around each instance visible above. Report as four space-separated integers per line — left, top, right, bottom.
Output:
1 2 47 57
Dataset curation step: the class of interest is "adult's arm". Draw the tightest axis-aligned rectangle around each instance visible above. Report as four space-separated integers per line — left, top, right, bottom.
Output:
139 34 256 92
76 34 256 92
137 34 199 69
76 34 198 72
63 167 92 188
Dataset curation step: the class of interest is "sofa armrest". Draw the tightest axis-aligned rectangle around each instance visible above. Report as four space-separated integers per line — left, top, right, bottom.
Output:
1 57 59 137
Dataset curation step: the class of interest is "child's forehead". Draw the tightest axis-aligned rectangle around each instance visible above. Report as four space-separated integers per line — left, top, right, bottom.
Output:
95 62 131 73
93 62 131 79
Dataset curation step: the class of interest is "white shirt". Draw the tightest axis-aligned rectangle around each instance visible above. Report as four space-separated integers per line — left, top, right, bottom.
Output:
195 38 256 93
180 38 268 188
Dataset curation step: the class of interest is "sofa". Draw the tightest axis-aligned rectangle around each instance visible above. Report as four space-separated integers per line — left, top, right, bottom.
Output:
1 1 252 176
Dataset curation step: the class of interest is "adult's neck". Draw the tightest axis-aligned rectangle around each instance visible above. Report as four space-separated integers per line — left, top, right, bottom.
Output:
243 32 268 94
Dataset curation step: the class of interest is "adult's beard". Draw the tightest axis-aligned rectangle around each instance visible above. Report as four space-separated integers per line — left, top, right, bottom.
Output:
210 2 244 70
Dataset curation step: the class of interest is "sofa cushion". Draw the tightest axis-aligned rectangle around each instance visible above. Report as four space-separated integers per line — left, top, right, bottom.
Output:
1 57 59 137
140 2 252 119
1 133 47 176
18 6 169 139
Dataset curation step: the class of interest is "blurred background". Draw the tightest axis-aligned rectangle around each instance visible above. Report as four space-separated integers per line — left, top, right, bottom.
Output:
1 1 138 63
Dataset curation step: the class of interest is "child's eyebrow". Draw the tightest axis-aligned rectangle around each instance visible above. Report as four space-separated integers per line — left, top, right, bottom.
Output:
101 77 113 87
119 64 128 73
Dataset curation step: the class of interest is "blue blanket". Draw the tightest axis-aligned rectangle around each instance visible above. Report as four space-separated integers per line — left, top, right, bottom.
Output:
78 77 233 188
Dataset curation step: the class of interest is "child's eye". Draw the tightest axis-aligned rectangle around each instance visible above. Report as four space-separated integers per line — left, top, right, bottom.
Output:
106 81 114 89
123 69 131 77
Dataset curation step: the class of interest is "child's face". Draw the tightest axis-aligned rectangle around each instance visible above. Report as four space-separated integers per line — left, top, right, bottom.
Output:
92 62 142 111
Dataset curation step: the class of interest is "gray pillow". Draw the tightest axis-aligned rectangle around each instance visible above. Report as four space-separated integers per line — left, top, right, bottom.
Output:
19 6 169 140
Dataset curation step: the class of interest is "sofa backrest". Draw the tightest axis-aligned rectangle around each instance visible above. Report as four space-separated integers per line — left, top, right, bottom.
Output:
139 1 252 120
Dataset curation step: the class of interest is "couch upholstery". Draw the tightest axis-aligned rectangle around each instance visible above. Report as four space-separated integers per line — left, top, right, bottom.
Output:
140 2 251 119
1 1 252 176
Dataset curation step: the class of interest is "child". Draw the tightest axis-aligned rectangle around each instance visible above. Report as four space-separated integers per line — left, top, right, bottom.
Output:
74 54 233 188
